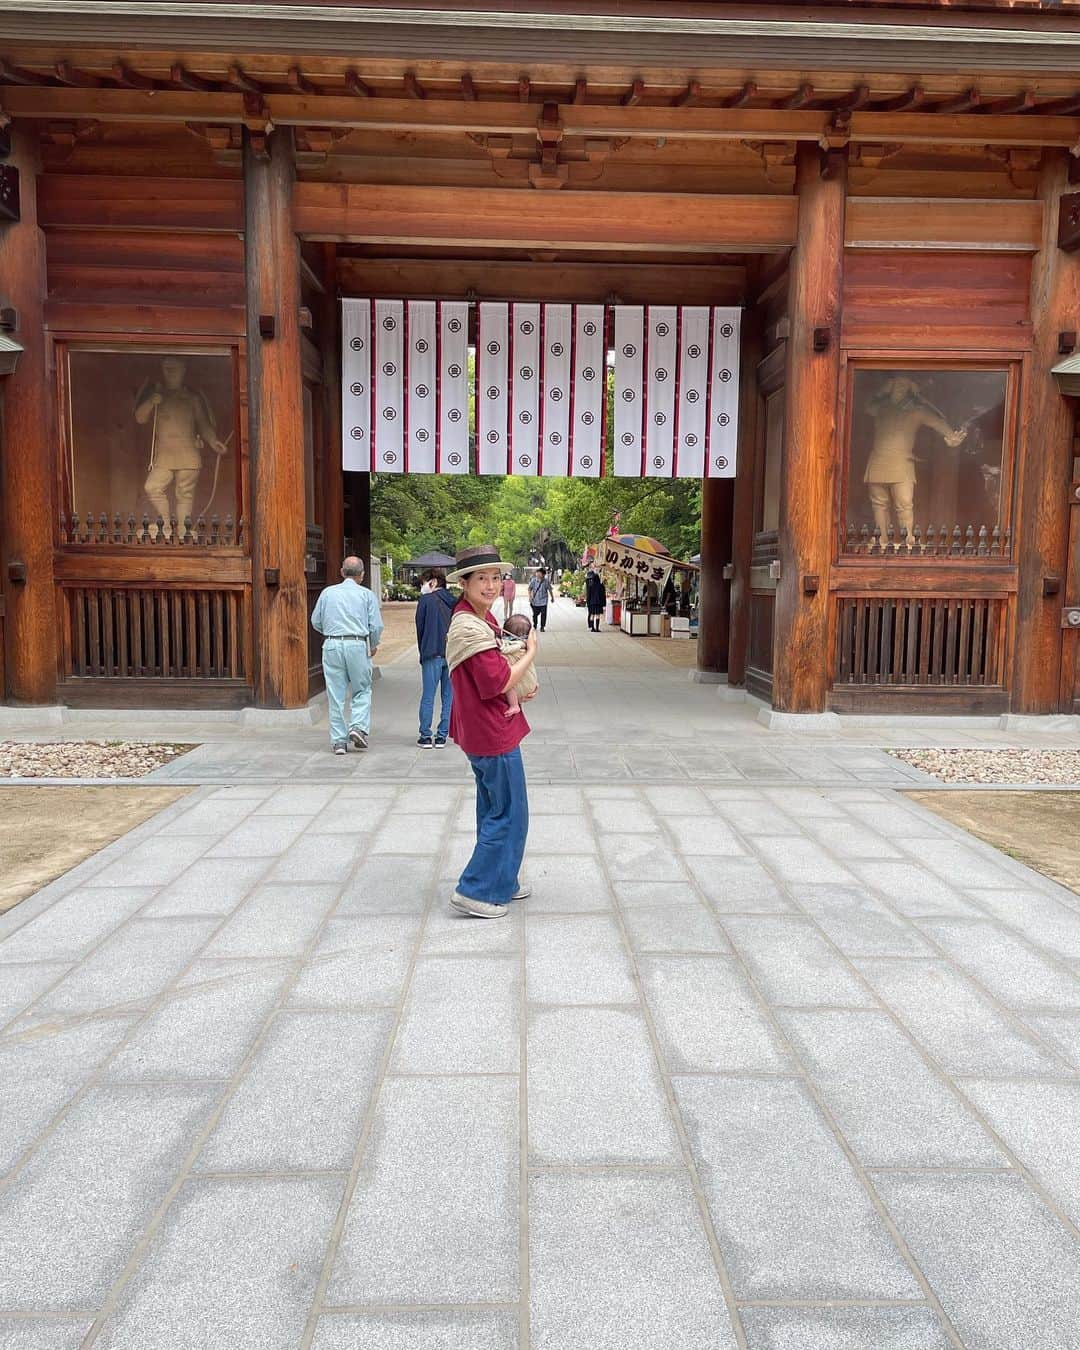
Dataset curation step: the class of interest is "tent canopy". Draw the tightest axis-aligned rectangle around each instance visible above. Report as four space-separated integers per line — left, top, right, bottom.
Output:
402 550 456 570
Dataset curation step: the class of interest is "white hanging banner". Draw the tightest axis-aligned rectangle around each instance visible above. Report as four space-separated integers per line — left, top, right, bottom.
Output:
541 303 571 476
707 307 741 479
645 306 677 479
675 306 709 479
341 298 371 472
510 302 540 476
406 300 436 474
372 299 404 472
437 301 469 474
477 302 509 476
613 306 644 477
571 304 604 478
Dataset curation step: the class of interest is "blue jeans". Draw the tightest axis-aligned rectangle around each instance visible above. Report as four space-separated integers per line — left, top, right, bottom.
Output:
322 638 372 746
419 656 452 740
458 747 529 906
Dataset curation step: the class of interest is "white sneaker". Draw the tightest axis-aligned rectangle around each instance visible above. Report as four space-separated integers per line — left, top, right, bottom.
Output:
511 883 531 900
450 892 509 919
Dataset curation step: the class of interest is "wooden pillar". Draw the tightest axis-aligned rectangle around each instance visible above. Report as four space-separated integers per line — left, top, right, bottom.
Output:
1012 149 1080 714
772 145 846 713
726 305 763 688
319 242 345 572
344 470 372 578
0 126 57 703
244 127 308 709
695 477 733 677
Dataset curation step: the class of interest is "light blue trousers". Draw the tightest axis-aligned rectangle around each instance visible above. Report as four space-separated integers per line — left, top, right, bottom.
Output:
322 638 373 746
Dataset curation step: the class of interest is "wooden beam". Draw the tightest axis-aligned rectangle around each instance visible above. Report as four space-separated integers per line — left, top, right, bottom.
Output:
460 73 477 102
0 126 58 703
935 88 981 115
774 145 846 713
295 184 798 252
780 83 813 111
0 58 51 87
170 63 217 93
982 90 1036 116
622 79 645 108
1013 149 1080 713
8 88 1080 151
725 306 763 689
518 76 531 104
54 62 100 89
287 66 315 97
244 127 308 709
573 78 587 105
345 70 372 99
725 83 757 109
111 62 155 91
674 80 701 109
403 71 426 101
226 64 262 95
846 198 1043 252
872 86 924 113
37 175 243 232
335 257 745 305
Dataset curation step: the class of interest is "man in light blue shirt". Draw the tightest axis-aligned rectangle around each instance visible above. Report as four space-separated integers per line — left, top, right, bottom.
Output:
310 557 384 755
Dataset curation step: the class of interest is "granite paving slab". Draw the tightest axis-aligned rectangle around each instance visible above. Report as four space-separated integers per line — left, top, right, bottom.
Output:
739 1305 952 1350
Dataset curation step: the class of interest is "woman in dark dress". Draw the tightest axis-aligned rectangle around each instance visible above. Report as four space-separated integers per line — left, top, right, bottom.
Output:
584 567 606 633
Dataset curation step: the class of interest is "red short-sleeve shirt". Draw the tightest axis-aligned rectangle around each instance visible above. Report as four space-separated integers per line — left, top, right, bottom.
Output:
448 599 531 757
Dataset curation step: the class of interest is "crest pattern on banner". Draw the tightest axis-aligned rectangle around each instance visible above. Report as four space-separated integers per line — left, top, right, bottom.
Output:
342 300 740 478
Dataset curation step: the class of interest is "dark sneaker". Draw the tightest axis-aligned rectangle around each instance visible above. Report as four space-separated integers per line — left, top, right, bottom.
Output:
348 729 368 751
450 892 509 919
332 742 347 756
433 736 448 748
417 735 434 749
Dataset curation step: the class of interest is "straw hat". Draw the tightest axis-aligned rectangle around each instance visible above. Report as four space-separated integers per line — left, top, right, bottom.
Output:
446 544 510 583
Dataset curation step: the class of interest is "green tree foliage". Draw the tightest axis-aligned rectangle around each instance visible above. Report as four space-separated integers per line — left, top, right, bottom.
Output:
371 362 702 565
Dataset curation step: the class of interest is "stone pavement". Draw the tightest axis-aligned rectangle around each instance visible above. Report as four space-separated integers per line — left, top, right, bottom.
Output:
3 598 1080 1347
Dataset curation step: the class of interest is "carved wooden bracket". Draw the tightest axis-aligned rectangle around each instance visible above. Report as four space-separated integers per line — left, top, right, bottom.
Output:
741 140 796 184
849 142 903 172
471 105 625 188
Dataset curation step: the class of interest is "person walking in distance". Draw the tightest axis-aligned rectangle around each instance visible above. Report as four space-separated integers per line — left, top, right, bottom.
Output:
310 557 383 755
528 566 552 632
500 572 517 626
415 569 455 749
584 566 606 632
445 545 538 918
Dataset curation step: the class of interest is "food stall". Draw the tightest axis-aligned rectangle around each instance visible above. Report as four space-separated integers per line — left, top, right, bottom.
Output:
590 535 700 638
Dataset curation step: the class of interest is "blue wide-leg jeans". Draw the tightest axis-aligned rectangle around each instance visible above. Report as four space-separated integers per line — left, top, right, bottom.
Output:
457 747 529 905
419 656 452 740
321 638 372 746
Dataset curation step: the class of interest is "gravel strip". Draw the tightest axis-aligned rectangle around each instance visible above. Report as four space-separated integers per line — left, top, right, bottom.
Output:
889 747 1080 786
0 741 195 780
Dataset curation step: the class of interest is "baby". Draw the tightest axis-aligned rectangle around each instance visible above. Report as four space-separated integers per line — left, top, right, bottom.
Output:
500 613 540 718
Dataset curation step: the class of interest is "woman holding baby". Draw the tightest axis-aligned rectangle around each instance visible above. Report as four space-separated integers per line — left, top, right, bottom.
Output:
444 545 539 918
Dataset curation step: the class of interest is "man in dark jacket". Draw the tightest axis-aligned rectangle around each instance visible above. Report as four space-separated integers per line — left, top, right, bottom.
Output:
415 569 456 747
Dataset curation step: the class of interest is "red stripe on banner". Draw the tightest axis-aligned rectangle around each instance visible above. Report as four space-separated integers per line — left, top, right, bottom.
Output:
538 302 546 478
640 306 650 479
435 300 442 474
704 305 716 480
672 306 683 480
402 302 410 475
507 301 515 476
474 306 482 475
567 304 577 477
370 302 377 470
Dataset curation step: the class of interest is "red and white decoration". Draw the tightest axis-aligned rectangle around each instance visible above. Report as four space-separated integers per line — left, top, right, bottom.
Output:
341 298 469 474
343 299 740 478
614 304 741 479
